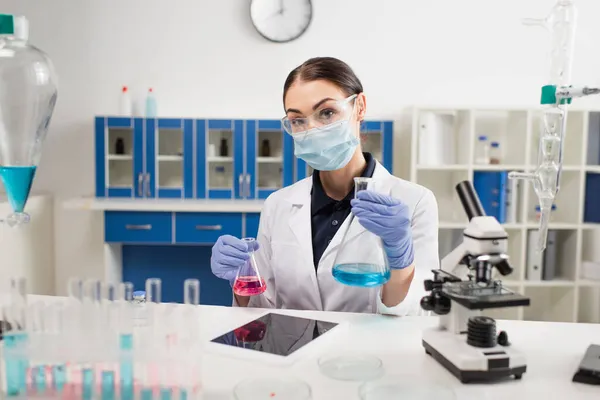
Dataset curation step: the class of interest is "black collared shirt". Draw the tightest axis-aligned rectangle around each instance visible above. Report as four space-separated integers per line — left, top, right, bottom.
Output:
310 152 376 269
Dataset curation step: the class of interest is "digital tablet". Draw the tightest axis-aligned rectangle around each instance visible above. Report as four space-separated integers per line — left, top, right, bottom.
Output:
208 312 344 365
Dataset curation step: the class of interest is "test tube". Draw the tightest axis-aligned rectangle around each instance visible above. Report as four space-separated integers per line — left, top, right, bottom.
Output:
67 277 84 302
26 302 46 396
145 278 162 304
82 280 102 399
44 303 67 394
183 279 200 306
2 305 25 397
10 277 27 305
119 282 135 400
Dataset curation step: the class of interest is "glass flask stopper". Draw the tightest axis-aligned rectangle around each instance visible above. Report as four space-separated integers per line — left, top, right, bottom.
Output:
233 238 267 296
0 14 58 227
332 177 391 287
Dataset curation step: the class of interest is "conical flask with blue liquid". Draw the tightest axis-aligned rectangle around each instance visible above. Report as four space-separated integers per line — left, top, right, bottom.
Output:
332 177 391 287
0 14 57 226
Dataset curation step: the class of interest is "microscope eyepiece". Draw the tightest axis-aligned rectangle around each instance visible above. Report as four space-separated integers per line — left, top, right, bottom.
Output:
455 181 486 220
495 259 513 276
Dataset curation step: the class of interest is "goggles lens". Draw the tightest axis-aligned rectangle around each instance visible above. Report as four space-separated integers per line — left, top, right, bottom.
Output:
282 94 357 135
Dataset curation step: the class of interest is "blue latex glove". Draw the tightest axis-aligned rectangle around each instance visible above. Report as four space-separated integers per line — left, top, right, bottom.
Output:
211 235 260 285
350 190 414 270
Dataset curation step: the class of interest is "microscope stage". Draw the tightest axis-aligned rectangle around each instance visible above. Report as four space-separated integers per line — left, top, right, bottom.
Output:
422 328 526 384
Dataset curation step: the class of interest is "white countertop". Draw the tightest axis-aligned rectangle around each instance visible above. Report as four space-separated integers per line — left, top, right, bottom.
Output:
11 295 600 399
63 197 266 212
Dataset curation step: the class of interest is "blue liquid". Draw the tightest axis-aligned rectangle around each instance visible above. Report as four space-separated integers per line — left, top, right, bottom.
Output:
34 366 46 393
332 264 390 287
82 368 94 400
160 388 172 400
0 166 36 213
52 364 66 392
180 389 188 400
120 333 134 388
101 370 115 400
141 388 154 400
3 332 27 397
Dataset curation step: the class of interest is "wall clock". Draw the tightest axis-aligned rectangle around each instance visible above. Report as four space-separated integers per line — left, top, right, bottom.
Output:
250 0 313 43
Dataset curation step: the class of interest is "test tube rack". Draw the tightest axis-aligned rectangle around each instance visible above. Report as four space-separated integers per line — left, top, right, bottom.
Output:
0 277 203 400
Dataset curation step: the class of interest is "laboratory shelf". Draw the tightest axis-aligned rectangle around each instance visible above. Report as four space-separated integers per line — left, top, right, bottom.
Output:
409 106 600 324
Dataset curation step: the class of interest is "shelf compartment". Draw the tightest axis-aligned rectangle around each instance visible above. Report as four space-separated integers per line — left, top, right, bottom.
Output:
415 110 471 166
108 159 133 188
158 160 183 189
158 128 183 157
577 286 600 323
257 130 283 158
580 228 600 281
524 228 578 282
586 111 600 167
529 110 585 167
207 128 234 158
107 127 133 158
207 162 233 190
523 286 575 322
584 172 600 223
526 170 582 225
417 169 470 223
257 163 282 190
473 110 527 166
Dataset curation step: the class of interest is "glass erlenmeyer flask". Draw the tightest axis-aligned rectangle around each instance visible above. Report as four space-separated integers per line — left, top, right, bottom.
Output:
332 177 391 287
0 14 58 226
232 238 267 296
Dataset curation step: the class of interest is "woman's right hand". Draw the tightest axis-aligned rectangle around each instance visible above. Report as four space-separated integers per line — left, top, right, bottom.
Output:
210 235 260 285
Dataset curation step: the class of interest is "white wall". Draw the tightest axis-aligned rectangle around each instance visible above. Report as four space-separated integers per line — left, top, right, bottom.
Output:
4 0 600 295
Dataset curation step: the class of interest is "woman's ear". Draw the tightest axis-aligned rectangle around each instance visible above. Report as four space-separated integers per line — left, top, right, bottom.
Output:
356 93 367 121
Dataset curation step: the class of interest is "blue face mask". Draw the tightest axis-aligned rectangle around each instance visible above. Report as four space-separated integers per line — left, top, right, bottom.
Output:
292 120 359 171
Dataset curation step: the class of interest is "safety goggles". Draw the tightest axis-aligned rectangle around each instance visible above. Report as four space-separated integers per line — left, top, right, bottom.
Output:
282 94 358 136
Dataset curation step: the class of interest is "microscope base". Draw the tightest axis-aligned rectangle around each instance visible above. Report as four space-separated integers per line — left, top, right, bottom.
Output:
572 344 600 385
422 329 526 384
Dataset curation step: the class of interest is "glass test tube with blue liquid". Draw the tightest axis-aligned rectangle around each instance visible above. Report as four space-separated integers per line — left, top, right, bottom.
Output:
332 177 391 287
2 277 29 397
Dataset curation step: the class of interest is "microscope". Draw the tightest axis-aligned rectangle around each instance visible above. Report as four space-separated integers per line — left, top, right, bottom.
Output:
420 181 530 384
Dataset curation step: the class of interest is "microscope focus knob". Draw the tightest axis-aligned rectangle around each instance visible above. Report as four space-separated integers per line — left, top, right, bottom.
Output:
435 293 451 315
424 279 435 291
420 295 434 311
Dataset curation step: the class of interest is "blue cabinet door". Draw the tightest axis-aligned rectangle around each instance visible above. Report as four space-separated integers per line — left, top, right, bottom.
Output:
201 119 244 199
152 118 194 199
96 117 145 198
247 120 294 199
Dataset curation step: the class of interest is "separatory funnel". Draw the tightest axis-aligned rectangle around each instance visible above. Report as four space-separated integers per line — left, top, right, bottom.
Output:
0 14 58 226
332 177 391 287
232 238 267 296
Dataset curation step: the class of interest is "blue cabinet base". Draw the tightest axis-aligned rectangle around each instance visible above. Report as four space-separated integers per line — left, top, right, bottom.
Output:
122 245 232 306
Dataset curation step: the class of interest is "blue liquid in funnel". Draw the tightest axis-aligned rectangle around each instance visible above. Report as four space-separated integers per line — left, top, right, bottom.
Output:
0 166 36 212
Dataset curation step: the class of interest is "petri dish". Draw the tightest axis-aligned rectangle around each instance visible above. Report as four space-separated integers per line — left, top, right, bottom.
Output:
359 375 456 400
233 377 312 400
318 354 384 381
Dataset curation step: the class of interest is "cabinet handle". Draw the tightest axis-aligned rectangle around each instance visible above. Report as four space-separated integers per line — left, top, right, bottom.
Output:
195 225 222 231
126 224 152 230
144 173 151 197
138 174 144 197
244 174 251 198
238 174 244 197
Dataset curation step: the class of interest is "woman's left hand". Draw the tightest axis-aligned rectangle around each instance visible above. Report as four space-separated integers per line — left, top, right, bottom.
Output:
351 190 415 270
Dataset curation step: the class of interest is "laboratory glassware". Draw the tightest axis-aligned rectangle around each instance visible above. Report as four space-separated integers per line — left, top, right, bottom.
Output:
510 0 577 252
233 237 267 296
0 14 58 226
490 141 501 164
332 177 391 287
233 377 312 400
319 354 384 381
475 135 490 164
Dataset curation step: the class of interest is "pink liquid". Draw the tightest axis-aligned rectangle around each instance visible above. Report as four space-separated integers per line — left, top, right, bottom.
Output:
233 276 266 296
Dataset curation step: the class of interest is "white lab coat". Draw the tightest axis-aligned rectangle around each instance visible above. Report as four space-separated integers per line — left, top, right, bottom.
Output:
235 161 440 316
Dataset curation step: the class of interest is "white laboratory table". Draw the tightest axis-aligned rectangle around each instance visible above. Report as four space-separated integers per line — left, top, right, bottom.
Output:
5 295 600 399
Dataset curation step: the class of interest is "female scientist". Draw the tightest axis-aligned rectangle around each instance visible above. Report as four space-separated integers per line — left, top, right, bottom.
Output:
211 57 439 315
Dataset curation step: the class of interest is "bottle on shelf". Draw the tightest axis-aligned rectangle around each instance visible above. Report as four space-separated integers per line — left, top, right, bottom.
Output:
475 135 490 164
115 138 125 155
145 88 157 117
208 144 216 157
490 141 501 164
219 138 229 157
261 139 271 157
119 86 132 116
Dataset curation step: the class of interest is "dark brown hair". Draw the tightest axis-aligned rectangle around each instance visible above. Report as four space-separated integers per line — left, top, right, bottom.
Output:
283 57 364 105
